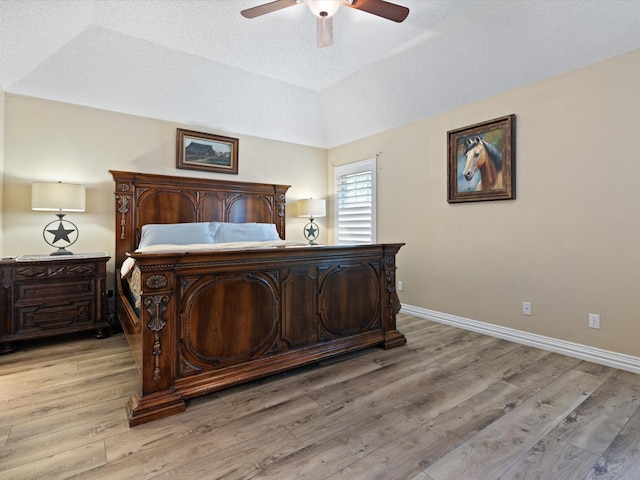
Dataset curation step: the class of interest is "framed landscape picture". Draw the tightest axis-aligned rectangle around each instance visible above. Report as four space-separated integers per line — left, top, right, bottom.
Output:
176 129 239 175
447 114 515 203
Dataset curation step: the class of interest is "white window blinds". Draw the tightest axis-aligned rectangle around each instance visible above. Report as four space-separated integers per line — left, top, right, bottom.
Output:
334 158 376 245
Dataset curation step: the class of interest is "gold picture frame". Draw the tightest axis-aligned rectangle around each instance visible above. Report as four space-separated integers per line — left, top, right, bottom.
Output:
447 115 515 203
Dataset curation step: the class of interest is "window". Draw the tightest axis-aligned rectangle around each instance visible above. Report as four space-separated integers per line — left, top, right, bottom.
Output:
334 158 376 245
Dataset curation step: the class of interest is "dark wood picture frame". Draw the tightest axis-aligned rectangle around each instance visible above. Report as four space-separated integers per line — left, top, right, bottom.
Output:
176 128 239 175
447 114 515 203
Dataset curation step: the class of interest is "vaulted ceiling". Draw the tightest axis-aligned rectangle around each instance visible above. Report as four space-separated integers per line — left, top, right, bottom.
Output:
1 0 639 148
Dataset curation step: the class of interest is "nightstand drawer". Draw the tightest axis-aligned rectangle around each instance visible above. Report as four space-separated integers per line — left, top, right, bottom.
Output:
15 298 95 332
15 278 94 302
15 263 96 280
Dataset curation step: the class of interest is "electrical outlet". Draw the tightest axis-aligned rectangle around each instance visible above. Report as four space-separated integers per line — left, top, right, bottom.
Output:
397 280 404 292
522 302 532 316
589 313 600 329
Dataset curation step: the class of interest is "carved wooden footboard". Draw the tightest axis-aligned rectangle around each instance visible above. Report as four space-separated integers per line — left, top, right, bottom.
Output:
111 171 405 427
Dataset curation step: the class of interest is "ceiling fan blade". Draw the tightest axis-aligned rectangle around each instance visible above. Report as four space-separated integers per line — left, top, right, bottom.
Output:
344 0 409 23
317 16 334 48
241 0 300 19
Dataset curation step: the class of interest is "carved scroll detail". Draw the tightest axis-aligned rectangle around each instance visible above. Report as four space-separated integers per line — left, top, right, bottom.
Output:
145 294 169 381
383 255 398 312
116 193 131 240
146 294 168 332
276 193 286 218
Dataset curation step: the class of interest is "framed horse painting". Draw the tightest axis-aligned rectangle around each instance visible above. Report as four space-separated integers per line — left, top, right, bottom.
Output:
447 114 515 203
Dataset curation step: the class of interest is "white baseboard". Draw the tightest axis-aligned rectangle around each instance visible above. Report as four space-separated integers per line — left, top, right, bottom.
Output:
400 304 640 374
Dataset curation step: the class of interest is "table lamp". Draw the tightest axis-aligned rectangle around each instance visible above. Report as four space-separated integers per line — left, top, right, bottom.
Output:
297 198 326 245
32 181 86 255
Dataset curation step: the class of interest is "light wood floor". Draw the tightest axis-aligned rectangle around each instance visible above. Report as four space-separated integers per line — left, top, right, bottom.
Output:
2 313 640 479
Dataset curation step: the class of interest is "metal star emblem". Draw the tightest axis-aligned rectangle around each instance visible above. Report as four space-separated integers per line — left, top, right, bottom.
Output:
46 222 75 244
305 224 318 239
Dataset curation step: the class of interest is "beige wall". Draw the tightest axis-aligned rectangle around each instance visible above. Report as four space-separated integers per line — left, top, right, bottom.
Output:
329 49 640 357
0 85 4 252
2 96 328 286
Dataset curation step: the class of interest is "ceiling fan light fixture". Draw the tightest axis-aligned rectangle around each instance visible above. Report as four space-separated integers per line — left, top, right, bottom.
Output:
307 0 342 18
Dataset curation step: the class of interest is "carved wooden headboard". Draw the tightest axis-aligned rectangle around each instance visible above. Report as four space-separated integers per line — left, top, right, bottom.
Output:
110 170 290 267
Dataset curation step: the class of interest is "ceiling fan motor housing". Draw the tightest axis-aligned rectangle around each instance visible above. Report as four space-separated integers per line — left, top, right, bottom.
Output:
307 0 342 18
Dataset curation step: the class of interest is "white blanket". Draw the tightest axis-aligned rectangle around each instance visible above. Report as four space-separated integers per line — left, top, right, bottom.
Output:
120 240 309 278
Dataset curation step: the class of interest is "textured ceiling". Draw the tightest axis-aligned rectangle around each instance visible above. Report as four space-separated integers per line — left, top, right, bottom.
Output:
1 0 639 148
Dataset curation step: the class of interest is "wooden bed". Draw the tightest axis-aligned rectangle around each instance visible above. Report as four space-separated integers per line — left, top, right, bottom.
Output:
111 170 405 427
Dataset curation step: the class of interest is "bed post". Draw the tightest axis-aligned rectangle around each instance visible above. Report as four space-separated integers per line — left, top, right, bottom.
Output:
126 264 186 427
274 186 288 239
111 171 135 268
382 243 407 349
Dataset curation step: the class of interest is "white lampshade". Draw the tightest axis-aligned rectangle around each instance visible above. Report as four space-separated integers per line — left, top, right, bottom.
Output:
32 182 86 212
297 198 326 218
307 0 341 18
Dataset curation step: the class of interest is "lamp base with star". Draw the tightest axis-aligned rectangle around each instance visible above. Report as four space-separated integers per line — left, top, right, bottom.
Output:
303 217 320 245
43 213 79 255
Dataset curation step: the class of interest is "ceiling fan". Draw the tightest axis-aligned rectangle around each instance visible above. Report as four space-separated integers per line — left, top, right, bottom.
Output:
241 0 410 48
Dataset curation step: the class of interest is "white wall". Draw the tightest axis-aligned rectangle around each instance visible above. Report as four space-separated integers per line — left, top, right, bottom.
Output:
2 96 328 287
329 49 640 357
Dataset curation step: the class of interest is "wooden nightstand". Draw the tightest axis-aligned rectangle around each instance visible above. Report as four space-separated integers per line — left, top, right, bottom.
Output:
0 253 111 354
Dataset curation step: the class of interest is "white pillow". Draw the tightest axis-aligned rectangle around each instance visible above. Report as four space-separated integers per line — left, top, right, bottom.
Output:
213 222 281 243
138 222 217 248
